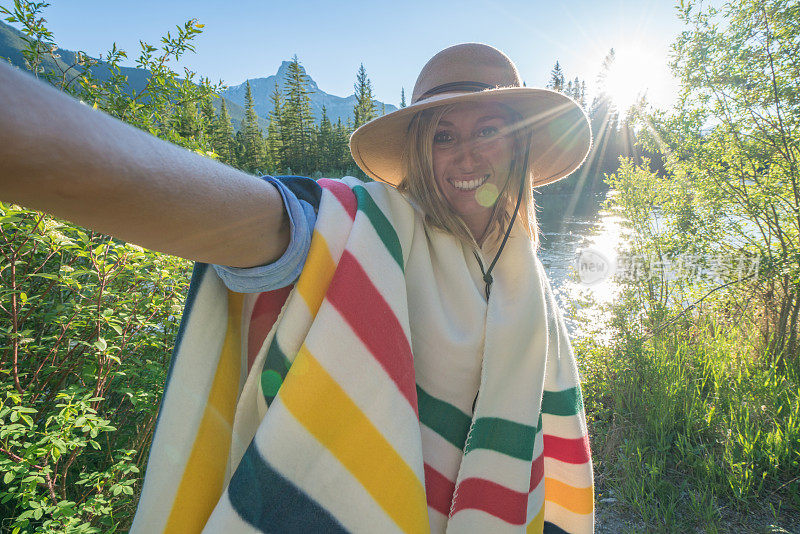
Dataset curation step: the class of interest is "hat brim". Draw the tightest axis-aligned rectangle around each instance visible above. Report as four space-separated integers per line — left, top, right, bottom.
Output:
350 87 592 188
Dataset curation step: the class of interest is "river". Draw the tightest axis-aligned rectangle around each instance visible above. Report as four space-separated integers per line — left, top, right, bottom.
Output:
535 190 626 338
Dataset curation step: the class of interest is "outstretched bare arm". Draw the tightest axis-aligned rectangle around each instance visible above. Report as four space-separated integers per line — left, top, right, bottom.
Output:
0 62 289 268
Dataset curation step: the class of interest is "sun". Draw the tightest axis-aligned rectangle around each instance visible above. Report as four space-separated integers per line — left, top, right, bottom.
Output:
601 45 670 115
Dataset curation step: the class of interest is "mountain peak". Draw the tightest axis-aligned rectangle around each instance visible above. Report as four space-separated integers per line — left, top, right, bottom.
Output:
276 59 305 77
221 60 397 126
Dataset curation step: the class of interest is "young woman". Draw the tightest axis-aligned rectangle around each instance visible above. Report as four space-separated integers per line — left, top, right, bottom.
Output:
0 44 594 533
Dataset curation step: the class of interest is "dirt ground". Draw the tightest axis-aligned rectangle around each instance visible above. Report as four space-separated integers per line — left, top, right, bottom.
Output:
593 495 800 533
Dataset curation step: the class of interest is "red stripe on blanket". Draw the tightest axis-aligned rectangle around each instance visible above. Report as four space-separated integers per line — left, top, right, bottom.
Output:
424 463 455 517
318 179 357 220
326 251 417 415
451 477 528 524
529 453 544 492
248 285 293 373
543 434 591 464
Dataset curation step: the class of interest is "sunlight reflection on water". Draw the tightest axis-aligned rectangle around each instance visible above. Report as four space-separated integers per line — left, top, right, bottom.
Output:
536 190 626 340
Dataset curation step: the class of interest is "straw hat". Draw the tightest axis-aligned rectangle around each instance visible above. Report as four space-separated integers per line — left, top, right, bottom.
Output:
349 43 592 187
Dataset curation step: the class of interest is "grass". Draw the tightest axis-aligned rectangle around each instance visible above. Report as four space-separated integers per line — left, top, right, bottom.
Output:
579 299 800 533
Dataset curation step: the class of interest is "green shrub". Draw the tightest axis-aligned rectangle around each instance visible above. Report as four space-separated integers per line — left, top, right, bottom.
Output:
582 2 800 529
581 309 800 531
0 1 217 530
0 204 192 532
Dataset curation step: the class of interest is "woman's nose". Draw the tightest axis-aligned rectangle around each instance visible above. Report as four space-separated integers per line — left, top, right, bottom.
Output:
453 140 481 168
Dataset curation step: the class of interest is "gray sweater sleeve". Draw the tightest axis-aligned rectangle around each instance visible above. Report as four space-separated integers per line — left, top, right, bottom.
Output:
212 177 317 293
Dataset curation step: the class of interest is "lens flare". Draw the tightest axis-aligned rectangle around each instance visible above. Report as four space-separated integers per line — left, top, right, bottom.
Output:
475 182 499 207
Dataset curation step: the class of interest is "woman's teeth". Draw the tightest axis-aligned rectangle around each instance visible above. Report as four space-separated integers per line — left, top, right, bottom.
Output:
450 175 490 191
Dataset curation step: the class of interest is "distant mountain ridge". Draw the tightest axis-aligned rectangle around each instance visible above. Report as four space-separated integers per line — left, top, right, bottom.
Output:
0 20 395 131
221 60 397 126
0 19 266 131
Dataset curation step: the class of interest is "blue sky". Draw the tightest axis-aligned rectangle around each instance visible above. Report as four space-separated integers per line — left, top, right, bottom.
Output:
34 0 687 110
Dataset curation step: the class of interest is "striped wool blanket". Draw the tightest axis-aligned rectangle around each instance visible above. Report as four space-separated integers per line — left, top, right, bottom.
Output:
130 177 594 533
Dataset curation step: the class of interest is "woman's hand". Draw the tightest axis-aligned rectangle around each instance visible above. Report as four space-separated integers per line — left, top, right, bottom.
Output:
0 62 289 268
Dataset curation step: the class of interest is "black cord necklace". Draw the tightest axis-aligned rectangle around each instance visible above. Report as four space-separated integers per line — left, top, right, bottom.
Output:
472 134 533 299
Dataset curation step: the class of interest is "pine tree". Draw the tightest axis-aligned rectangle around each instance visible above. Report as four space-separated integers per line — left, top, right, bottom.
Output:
317 105 334 173
563 76 587 107
598 48 616 83
233 128 246 168
200 96 216 143
580 80 587 108
266 81 284 173
353 63 376 128
400 87 406 108
241 80 267 172
260 135 271 174
213 98 236 164
175 100 201 140
281 55 315 174
588 49 621 180
547 61 565 92
334 117 353 174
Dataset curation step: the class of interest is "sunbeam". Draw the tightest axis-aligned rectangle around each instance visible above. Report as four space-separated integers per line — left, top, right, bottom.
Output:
602 46 670 117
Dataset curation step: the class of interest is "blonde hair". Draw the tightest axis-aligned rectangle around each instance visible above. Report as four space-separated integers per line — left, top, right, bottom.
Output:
397 104 538 249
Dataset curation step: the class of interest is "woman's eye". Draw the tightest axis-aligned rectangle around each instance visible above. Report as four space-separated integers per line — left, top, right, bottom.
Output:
478 126 499 137
433 131 454 144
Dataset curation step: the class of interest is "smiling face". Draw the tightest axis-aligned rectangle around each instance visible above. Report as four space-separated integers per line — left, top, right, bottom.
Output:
431 102 516 239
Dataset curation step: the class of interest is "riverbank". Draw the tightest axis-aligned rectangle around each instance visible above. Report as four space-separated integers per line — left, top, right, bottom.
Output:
536 190 800 531
575 297 800 532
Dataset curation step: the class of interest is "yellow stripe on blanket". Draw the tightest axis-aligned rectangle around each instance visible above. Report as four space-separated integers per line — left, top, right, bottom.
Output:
297 232 336 316
545 477 594 515
526 505 544 533
164 291 243 533
280 345 428 533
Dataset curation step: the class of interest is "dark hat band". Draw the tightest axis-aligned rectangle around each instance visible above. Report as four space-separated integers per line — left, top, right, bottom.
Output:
415 81 494 103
